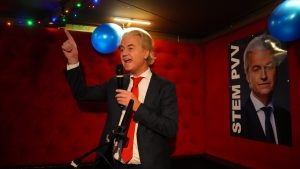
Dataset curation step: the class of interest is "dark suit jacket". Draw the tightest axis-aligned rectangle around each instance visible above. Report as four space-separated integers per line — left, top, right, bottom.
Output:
65 66 178 169
240 98 292 146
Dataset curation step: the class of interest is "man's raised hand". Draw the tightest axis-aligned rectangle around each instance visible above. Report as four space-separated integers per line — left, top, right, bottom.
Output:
62 30 79 64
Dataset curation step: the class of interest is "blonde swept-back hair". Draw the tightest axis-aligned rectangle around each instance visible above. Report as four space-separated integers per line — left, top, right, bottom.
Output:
243 34 287 74
122 28 156 65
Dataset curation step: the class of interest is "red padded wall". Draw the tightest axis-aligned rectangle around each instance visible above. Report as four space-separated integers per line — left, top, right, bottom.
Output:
204 18 300 169
153 39 205 156
0 25 205 167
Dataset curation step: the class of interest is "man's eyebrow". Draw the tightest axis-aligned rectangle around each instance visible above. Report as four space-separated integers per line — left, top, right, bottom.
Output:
120 44 134 48
251 64 261 69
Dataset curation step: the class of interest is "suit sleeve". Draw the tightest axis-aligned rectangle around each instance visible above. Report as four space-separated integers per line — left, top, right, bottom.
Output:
65 66 109 101
134 81 178 138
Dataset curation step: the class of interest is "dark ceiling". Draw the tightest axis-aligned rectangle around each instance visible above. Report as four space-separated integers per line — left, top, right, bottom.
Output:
0 0 283 40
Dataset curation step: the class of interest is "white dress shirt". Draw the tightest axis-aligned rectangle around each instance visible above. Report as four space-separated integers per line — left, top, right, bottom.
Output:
250 92 278 144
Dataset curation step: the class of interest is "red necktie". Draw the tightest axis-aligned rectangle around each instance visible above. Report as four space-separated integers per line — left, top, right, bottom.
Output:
121 77 143 163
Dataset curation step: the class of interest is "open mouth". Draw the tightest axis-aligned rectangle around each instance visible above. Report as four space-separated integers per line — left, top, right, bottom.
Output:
123 58 132 63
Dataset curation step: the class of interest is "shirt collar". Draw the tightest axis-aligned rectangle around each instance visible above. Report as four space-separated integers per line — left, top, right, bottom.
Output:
250 91 274 112
130 68 152 80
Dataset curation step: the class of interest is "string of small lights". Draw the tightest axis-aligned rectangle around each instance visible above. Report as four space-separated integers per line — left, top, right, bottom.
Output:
1 0 101 28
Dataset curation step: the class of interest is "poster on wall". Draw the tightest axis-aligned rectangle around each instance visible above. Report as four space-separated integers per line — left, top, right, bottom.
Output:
228 32 292 146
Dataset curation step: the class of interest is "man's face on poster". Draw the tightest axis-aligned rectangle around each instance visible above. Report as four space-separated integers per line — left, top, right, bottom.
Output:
246 49 277 100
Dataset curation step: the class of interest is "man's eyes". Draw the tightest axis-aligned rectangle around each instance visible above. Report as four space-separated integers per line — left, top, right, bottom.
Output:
252 67 260 72
119 47 134 52
251 65 275 72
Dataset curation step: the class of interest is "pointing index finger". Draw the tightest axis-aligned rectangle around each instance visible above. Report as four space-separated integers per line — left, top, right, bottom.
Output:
64 29 75 41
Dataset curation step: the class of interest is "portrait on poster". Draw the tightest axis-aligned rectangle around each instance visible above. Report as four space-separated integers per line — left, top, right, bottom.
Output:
229 33 292 146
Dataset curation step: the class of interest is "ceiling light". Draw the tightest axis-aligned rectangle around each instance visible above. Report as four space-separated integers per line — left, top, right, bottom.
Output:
114 17 151 25
6 21 12 26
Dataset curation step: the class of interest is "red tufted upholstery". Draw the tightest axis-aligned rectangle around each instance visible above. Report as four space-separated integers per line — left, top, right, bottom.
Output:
152 39 205 155
0 26 205 167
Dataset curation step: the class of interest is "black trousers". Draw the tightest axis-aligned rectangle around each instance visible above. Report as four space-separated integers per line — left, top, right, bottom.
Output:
115 160 142 169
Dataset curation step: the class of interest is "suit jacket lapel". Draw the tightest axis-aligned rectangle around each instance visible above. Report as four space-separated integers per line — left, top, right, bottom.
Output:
247 100 266 139
143 73 158 106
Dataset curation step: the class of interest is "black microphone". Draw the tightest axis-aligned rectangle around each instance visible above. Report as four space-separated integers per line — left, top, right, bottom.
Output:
116 64 124 109
116 64 124 90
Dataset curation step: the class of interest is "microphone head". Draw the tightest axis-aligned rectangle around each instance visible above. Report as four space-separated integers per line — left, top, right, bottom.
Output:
116 64 124 76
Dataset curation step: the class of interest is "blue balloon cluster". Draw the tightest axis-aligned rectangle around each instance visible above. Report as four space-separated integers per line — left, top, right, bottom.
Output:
91 23 123 54
268 0 300 42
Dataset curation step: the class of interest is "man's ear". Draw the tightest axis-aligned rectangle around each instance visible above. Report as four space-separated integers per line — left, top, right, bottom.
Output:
244 69 249 82
144 50 150 59
246 73 252 88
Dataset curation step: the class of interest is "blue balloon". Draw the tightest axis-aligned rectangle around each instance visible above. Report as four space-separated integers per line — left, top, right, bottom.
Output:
268 0 300 42
91 23 123 54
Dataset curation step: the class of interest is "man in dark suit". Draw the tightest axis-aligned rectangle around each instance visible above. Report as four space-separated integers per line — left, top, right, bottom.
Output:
241 34 291 146
62 28 178 169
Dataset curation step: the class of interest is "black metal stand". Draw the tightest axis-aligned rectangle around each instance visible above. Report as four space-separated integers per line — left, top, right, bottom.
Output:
70 100 134 169
70 142 114 169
